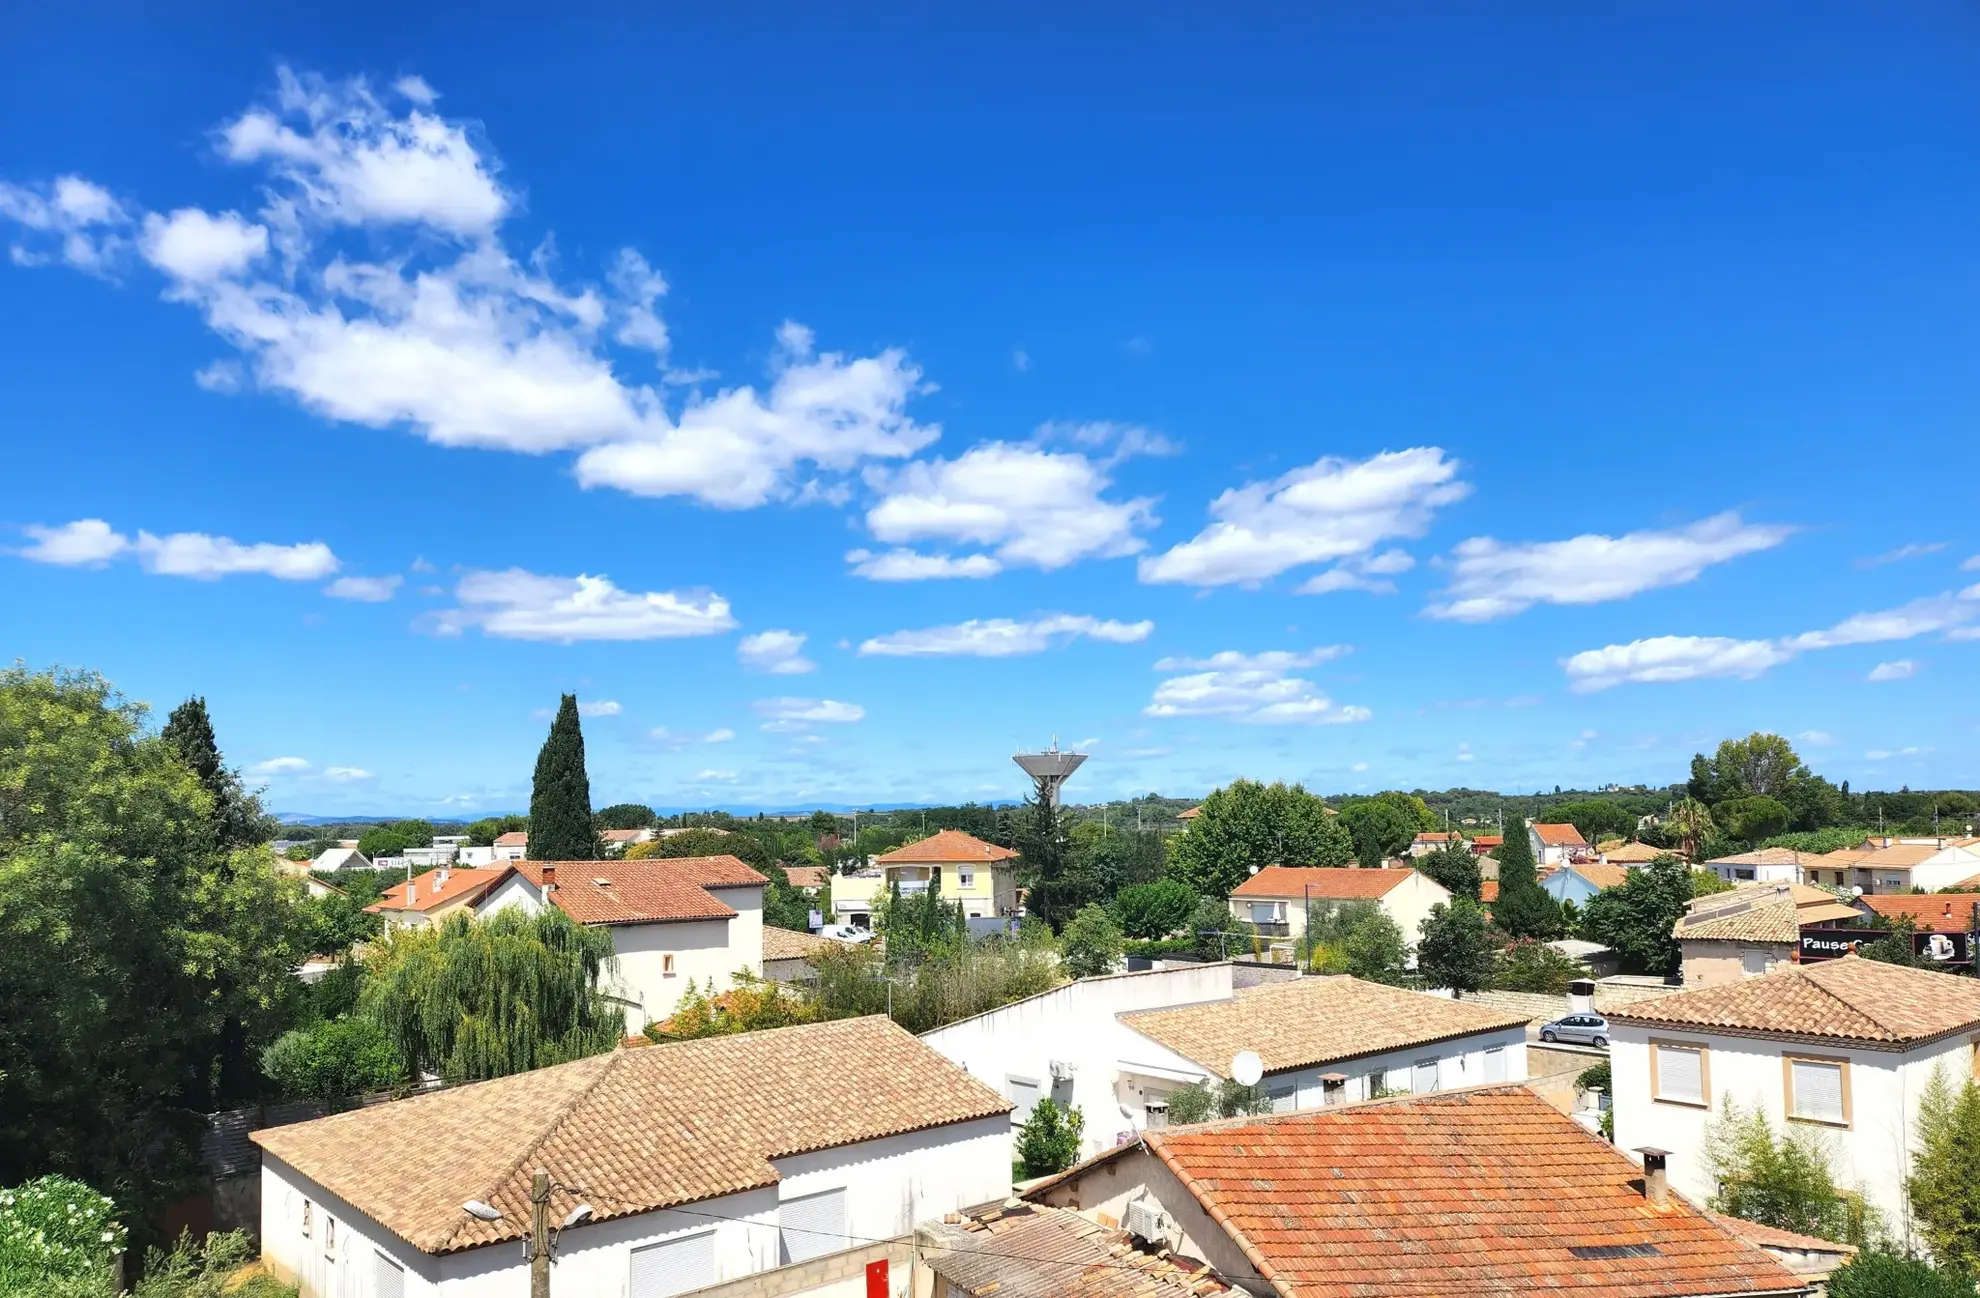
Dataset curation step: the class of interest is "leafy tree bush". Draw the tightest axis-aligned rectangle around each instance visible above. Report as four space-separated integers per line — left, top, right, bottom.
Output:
809 932 1059 1034
1759 827 1876 855
1338 797 1421 870
1714 795 1791 844
1417 839 1482 901
1111 880 1199 939
1060 904 1126 978
1861 914 1925 968
528 695 597 861
1417 897 1494 996
1907 1069 1980 1273
1016 1099 1085 1178
0 1175 125 1297
1689 869 1734 898
1580 855 1695 975
1546 799 1636 847
1489 938 1580 994
135 1228 297 1298
1705 1098 1880 1247
1827 1252 1974 1298
646 977 818 1041
1664 796 1717 861
260 1017 404 1101
595 802 657 830
162 696 276 850
1186 896 1256 961
1303 900 1406 983
463 814 528 847
1166 780 1351 898
1162 1079 1272 1125
1491 819 1562 940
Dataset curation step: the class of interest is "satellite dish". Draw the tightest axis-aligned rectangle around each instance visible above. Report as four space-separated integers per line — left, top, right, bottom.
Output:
1231 1050 1264 1087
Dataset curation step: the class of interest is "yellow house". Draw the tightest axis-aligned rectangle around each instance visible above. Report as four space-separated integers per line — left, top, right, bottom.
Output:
873 829 1019 920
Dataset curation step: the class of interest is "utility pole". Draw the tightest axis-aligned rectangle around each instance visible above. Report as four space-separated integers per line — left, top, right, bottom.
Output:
529 1169 551 1298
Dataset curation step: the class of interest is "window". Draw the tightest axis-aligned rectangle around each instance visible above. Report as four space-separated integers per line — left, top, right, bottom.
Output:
1651 1040 1708 1107
779 1188 848 1264
301 1200 311 1239
1734 868 1756 882
373 1251 405 1298
662 953 676 976
1742 951 1771 977
1411 1059 1439 1094
1366 1067 1389 1098
1007 1075 1042 1124
323 1216 336 1258
1249 902 1279 924
959 868 975 889
1786 1055 1850 1127
1144 1099 1169 1128
630 1231 716 1298
1484 1047 1507 1083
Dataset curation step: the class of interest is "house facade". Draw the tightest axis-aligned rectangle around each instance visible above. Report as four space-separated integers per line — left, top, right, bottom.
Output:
1705 848 1812 887
1529 822 1591 867
489 831 528 862
1540 862 1628 907
1673 883 1863 988
1227 866 1451 948
363 867 505 933
1843 838 1980 894
871 829 1018 920
253 1018 1013 1298
1609 955 1980 1234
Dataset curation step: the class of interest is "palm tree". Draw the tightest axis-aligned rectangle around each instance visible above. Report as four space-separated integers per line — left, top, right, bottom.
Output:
1667 797 1715 862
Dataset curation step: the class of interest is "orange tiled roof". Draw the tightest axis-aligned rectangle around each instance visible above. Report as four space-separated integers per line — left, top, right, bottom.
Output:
1119 976 1524 1078
1707 1213 1856 1258
782 865 828 889
365 867 505 915
1610 953 1980 1047
510 856 765 926
1480 880 1499 903
1861 894 1980 933
252 1017 1010 1255
1414 831 1459 843
492 831 527 846
1125 1088 1799 1298
1231 866 1420 900
1472 835 1503 848
923 1202 1232 1298
875 828 1017 865
762 926 837 962
1567 863 1631 891
1178 805 1202 820
1602 842 1666 864
599 828 648 844
1531 823 1589 847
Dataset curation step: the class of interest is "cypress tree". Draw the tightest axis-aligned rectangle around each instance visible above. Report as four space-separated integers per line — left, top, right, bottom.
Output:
162 695 266 849
1492 816 1563 939
529 694 597 860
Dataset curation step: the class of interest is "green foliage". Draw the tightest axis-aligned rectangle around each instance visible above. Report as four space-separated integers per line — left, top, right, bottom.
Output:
1689 868 1734 897
1417 839 1482 901
162 696 275 849
1907 1069 1980 1274
1166 780 1351 898
1016 1099 1085 1178
0 1175 125 1297
1690 732 1845 830
645 976 818 1040
1337 792 1431 869
874 873 967 967
1186 895 1256 961
293 887 380 955
134 1229 296 1298
594 803 657 830
1575 1060 1611 1094
1015 795 1078 930
355 821 433 859
260 1017 404 1101
1714 795 1791 844
1491 819 1562 939
463 814 528 847
1827 1252 1974 1298
1546 799 1635 847
1060 904 1126 978
1302 899 1406 983
528 695 597 861
808 933 1059 1035
1860 914 1925 968
1067 822 1166 905
1580 855 1695 975
1489 938 1580 994
1416 897 1495 996
1162 1078 1272 1126
1664 796 1717 861
360 906 623 1082
1111 880 1199 939
1706 1097 1880 1247
1758 827 1876 855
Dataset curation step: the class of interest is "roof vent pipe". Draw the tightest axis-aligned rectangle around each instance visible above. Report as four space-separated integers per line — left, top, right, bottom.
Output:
1635 1148 1670 1209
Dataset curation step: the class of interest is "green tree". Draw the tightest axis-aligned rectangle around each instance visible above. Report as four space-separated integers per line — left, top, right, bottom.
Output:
355 820 436 859
1341 909 1408 985
1167 780 1351 898
294 887 380 955
1706 1097 1880 1246
1491 818 1563 939
1692 732 1844 830
1547 799 1636 847
1665 797 1717 861
1111 880 1199 939
1186 895 1255 961
1827 1252 1973 1298
594 803 656 831
463 814 528 847
1016 794 1080 929
1016 1098 1085 1177
1416 897 1495 996
1907 1069 1980 1273
1337 795 1424 869
1417 839 1482 901
0 1173 127 1297
1715 795 1791 844
1580 855 1695 975
528 695 597 861
1163 1078 1271 1125
629 829 813 932
1860 914 1925 968
360 907 623 1082
260 1017 404 1101
1059 904 1126 978
874 873 966 968
1489 938 1580 994
162 696 273 850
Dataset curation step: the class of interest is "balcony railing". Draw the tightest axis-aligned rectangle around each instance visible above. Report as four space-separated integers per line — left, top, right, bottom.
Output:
1252 920 1291 938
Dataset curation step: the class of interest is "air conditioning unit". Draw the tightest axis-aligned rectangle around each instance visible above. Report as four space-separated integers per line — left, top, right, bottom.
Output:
1124 1198 1171 1246
1049 1060 1076 1082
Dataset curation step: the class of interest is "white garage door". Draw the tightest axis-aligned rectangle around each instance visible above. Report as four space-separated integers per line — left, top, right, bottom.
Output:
629 1230 716 1298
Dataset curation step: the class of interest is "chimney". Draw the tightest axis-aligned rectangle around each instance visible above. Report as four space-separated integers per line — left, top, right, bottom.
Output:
406 880 417 904
541 864 556 894
1635 1148 1670 1209
438 865 450 887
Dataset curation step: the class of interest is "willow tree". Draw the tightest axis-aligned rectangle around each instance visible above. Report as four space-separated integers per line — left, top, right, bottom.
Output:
361 907 623 1082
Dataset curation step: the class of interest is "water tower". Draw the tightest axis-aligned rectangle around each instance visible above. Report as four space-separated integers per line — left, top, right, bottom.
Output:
1013 737 1087 807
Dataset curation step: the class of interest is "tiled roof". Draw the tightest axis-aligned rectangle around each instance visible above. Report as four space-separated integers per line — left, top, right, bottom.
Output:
365 867 505 915
782 865 828 889
1610 953 1980 1047
1230 866 1418 900
1674 883 1862 943
763 926 838 961
1602 842 1665 864
1480 880 1499 903
1567 863 1631 891
1178 805 1202 820
599 828 648 844
1707 1213 1856 1258
509 857 765 926
923 1202 1231 1298
1472 835 1503 848
252 1017 1010 1255
1119 977 1524 1077
1130 1088 1799 1298
1857 843 1963 868
1531 823 1589 847
1860 894 1980 933
875 829 1018 865
1707 848 1812 868
492 831 527 846
1414 831 1459 843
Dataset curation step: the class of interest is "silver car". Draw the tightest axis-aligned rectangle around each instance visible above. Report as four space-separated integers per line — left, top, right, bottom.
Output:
1539 1013 1609 1048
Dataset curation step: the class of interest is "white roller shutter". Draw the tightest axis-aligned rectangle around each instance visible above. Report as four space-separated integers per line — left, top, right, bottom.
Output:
630 1231 716 1298
1411 1059 1439 1094
1007 1076 1041 1123
1483 1047 1506 1083
1657 1046 1704 1104
372 1251 404 1298
1791 1060 1846 1124
779 1188 848 1264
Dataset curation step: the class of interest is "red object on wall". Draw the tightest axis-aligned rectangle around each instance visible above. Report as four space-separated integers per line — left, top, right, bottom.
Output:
866 1258 888 1298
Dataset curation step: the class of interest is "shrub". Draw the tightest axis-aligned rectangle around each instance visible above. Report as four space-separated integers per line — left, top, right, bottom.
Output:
1705 1098 1881 1247
0 1175 124 1298
1489 939 1580 994
1059 904 1126 979
1162 1078 1272 1125
261 1016 404 1101
1111 880 1199 939
1016 1099 1085 1178
1827 1251 1973 1298
134 1229 297 1298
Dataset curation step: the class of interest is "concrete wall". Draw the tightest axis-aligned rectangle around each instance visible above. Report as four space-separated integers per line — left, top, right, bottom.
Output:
1678 939 1790 989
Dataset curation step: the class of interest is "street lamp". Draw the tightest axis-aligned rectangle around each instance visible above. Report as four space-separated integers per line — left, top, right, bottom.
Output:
460 1172 595 1298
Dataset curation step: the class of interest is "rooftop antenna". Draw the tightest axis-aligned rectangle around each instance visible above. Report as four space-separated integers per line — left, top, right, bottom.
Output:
1013 735 1088 808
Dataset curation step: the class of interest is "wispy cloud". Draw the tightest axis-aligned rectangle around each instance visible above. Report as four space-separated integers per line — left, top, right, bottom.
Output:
16 518 339 580
738 629 815 674
1144 647 1371 726
431 568 735 642
1857 541 1946 569
324 574 401 602
1867 660 1917 683
752 697 865 733
860 614 1153 658
250 756 311 775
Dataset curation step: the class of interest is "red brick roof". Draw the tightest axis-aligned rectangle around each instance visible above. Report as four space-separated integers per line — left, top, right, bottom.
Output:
1532 823 1589 847
1127 1088 1799 1298
1178 805 1202 820
874 829 1017 865
493 831 527 846
1472 835 1504 848
1414 831 1459 843
509 856 765 927
365 867 506 915
1859 894 1980 934
1231 866 1419 900
1480 880 1500 903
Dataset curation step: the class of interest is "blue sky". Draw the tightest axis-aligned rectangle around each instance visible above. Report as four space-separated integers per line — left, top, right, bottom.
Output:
4 3 1978 814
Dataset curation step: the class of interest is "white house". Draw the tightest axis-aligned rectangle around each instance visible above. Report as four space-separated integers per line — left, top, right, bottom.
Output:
1114 975 1530 1118
1608 954 1980 1235
1844 838 1980 894
919 964 1242 1158
479 856 766 1032
252 1017 1013 1298
363 867 507 933
490 831 528 862
1529 823 1591 867
1703 848 1813 887
1226 866 1452 949
311 846 372 872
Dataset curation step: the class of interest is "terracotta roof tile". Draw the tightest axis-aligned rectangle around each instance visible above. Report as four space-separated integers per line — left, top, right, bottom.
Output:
1413 831 1459 843
1860 894 1980 933
1707 1213 1856 1257
511 857 764 926
762 926 838 961
925 1202 1232 1298
1602 842 1666 864
599 828 648 844
1129 1088 1801 1298
1610 953 1980 1046
875 829 1018 865
1178 805 1202 820
1231 866 1418 900
1532 823 1589 847
364 867 505 915
782 865 829 889
1858 843 1967 868
252 1017 1010 1255
1120 977 1524 1077
493 831 527 846
1674 883 1862 943
1480 880 1499 903
1472 835 1503 848
1568 863 1631 891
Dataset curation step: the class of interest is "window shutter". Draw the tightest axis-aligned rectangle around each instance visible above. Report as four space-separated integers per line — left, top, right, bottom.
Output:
1007 1076 1041 1123
373 1251 405 1298
779 1188 848 1264
1657 1047 1703 1103
1791 1060 1845 1123
630 1232 716 1298
1484 1047 1506 1083
1411 1060 1439 1094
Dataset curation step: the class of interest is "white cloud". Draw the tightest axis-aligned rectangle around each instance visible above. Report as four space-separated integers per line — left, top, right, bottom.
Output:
1867 660 1917 683
694 769 740 783
738 629 815 675
1865 747 1923 762
857 440 1156 577
1140 447 1467 587
1456 744 1475 763
752 697 865 731
1012 348 1030 372
250 756 311 774
578 699 622 717
139 208 268 282
17 519 131 566
324 574 402 602
1798 730 1837 747
1350 761 1370 773
1427 513 1793 621
1781 593 1977 652
1964 555 1980 572
1858 542 1946 569
844 548 1003 581
194 361 244 392
1297 548 1416 596
432 568 736 642
649 725 736 749
859 614 1154 658
133 530 337 580
393 75 438 105
0 175 128 273
1144 648 1370 726
704 727 735 743
323 766 373 782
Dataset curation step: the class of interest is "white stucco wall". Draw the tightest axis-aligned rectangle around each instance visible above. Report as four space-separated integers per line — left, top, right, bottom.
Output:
260 1114 1011 1298
1228 873 1451 950
1610 1025 1971 1238
1034 1145 1274 1292
920 965 1238 1156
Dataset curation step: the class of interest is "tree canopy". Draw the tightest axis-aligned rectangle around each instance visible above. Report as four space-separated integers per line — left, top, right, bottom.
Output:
528 695 597 860
1416 838 1482 901
1489 818 1562 940
1579 854 1696 975
1166 780 1352 898
1111 880 1199 939
1416 897 1494 996
595 803 657 831
1059 904 1125 978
